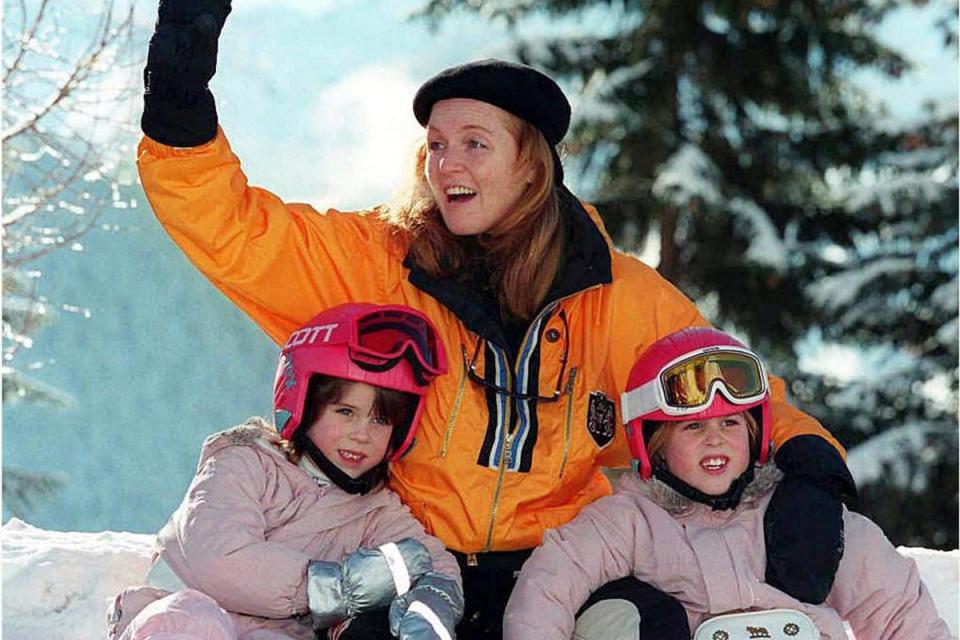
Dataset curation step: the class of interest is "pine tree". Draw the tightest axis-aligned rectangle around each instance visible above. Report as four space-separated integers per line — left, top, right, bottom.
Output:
792 105 958 548
417 0 958 547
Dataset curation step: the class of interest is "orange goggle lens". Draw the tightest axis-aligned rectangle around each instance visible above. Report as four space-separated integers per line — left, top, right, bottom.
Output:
659 351 765 409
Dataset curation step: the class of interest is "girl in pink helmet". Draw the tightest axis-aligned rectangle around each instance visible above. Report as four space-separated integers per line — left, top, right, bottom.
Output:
504 327 950 640
109 303 463 640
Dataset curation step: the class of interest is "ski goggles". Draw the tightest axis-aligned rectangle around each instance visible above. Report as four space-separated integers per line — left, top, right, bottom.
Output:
621 346 768 421
350 306 447 384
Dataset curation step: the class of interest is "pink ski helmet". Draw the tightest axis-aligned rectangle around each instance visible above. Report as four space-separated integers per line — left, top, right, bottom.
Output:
273 303 447 461
620 327 772 479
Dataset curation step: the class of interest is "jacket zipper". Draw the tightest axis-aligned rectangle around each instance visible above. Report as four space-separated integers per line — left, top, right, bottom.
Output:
439 353 468 458
558 367 579 479
480 285 603 551
483 361 515 551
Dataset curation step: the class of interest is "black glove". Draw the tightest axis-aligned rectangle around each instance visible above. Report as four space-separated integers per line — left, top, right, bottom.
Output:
142 0 232 146
765 435 858 604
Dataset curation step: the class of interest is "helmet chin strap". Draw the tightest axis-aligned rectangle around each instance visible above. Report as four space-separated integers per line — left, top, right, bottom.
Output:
299 436 386 496
652 462 756 511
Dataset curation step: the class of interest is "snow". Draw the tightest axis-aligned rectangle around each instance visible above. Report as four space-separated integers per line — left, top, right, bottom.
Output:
2 519 155 639
931 277 959 313
806 257 914 311
847 422 953 489
936 316 959 347
728 197 788 273
2 518 957 639
838 170 953 215
575 60 657 124
652 143 723 206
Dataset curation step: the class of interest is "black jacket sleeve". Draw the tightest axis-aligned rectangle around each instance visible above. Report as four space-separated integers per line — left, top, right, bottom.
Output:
764 435 858 604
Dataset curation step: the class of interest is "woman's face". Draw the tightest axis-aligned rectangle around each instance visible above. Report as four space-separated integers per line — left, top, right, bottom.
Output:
661 412 752 496
424 98 533 236
304 382 394 478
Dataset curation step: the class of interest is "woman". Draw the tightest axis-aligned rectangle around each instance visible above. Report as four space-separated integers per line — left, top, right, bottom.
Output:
137 1 857 637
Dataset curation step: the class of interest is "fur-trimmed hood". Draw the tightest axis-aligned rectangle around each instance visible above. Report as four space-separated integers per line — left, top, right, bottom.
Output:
627 462 784 515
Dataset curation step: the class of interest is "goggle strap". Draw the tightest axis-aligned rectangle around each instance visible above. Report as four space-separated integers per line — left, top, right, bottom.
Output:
621 381 661 423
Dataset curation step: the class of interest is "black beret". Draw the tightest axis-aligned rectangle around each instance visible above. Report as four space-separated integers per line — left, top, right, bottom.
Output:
413 59 571 147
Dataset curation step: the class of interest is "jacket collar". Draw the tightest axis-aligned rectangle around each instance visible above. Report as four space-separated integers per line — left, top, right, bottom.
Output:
637 463 784 515
298 454 333 488
403 186 613 347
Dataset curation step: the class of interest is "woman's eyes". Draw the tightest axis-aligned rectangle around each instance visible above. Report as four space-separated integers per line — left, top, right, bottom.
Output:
427 139 487 151
682 422 701 431
334 407 353 417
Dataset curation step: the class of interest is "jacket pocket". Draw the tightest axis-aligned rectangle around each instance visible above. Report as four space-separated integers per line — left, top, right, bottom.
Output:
438 353 468 457
557 367 579 478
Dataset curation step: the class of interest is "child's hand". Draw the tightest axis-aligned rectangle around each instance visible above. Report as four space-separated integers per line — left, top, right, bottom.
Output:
307 538 434 629
388 572 464 640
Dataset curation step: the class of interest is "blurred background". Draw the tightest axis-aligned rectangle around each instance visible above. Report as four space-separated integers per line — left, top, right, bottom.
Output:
3 0 957 549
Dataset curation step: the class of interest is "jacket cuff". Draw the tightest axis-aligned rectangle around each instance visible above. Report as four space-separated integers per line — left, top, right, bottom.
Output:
138 126 227 159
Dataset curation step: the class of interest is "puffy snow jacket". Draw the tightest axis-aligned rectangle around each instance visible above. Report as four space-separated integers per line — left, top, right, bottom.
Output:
503 465 950 640
138 129 844 553
110 418 459 639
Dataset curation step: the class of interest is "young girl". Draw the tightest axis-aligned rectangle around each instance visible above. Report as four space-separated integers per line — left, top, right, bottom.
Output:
108 303 463 640
504 327 950 640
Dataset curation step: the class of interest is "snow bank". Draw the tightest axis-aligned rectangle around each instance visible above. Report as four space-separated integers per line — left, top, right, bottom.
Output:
3 519 154 640
2 518 958 639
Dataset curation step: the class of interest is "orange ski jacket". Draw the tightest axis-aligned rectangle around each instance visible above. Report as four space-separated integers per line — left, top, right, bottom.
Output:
138 129 844 553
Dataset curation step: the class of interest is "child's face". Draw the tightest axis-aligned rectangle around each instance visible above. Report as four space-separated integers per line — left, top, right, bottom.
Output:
661 413 751 496
304 382 395 478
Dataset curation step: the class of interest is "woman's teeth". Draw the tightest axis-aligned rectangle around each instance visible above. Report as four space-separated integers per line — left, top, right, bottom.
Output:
445 186 477 202
339 450 364 462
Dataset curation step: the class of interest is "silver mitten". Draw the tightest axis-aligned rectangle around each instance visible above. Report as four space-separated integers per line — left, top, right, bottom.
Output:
388 572 464 640
307 538 433 630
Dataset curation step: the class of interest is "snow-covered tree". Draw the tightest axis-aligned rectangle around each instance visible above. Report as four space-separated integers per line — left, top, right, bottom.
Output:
416 0 958 547
2 0 139 516
793 105 958 548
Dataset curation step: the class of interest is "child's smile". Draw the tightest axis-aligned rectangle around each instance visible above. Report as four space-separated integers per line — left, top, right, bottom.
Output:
663 414 752 496
336 448 369 467
699 455 730 474
305 382 394 479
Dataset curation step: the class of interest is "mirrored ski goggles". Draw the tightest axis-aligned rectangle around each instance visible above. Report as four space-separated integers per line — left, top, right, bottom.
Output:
351 307 446 384
621 347 767 421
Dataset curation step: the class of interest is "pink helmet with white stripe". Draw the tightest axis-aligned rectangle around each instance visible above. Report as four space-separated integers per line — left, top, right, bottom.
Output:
621 327 772 479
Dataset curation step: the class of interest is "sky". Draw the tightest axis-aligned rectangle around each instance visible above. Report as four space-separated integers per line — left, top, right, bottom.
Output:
129 0 958 210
